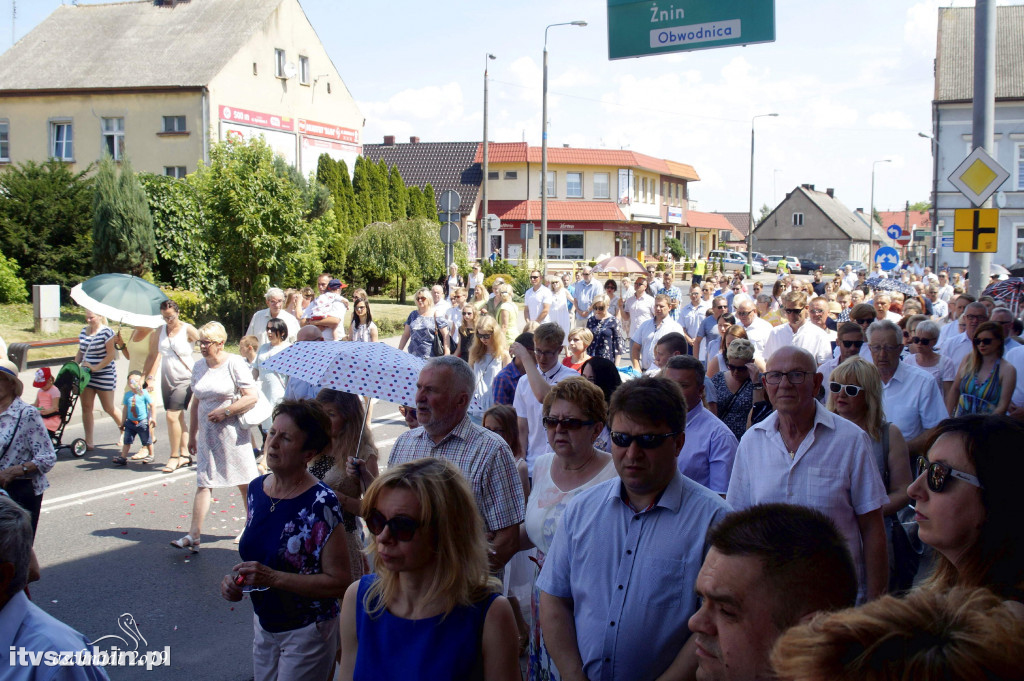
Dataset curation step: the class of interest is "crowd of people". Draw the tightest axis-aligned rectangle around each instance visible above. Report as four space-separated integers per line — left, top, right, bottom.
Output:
4 260 1024 680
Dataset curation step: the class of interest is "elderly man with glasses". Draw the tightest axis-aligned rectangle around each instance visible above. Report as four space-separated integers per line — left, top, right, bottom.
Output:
764 291 832 366
728 346 888 604
990 307 1021 352
867 320 948 455
245 287 300 345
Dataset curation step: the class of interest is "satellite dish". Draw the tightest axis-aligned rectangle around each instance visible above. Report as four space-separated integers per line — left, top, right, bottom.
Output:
283 62 297 79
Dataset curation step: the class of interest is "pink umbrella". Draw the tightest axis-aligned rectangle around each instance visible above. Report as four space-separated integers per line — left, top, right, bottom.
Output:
593 255 647 275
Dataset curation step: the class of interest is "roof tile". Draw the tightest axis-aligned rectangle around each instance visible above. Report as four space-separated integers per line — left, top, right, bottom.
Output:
487 200 626 222
477 143 699 181
362 141 483 213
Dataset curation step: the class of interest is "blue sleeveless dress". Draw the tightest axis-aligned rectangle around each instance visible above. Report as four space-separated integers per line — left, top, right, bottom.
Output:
353 574 499 681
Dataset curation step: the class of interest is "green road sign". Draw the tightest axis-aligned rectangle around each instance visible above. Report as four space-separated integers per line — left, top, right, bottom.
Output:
608 0 775 60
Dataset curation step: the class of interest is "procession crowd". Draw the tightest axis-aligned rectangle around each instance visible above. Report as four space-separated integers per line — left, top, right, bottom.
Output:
2 259 1024 680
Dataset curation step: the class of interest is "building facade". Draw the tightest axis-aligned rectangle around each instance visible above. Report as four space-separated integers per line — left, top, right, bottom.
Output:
0 0 362 178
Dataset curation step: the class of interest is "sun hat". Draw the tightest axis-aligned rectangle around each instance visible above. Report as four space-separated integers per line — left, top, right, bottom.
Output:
0 359 24 397
33 367 52 388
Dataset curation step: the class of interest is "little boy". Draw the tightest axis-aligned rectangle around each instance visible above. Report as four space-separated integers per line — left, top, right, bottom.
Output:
32 368 61 434
239 335 260 369
114 370 156 466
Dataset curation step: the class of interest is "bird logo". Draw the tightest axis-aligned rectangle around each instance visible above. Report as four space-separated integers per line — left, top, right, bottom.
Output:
89 613 148 651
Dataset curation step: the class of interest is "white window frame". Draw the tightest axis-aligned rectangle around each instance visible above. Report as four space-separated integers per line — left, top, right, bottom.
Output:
593 172 610 199
299 55 310 85
792 212 804 227
544 171 556 198
0 119 8 161
101 117 125 161
566 171 583 198
1015 223 1024 262
162 115 187 133
164 166 187 179
50 120 73 161
274 48 286 78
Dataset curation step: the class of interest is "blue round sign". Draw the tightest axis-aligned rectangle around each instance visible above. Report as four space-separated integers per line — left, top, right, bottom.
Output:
874 246 900 272
886 224 902 240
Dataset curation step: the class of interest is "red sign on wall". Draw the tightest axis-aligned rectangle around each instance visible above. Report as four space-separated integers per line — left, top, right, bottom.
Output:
298 118 360 145
219 105 294 132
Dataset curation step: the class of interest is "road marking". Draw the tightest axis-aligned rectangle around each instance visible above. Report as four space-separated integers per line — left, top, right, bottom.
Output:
42 467 196 512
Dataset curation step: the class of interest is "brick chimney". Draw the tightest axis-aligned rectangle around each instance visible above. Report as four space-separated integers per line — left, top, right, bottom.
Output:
383 135 395 145
826 188 834 198
409 136 420 144
801 184 815 191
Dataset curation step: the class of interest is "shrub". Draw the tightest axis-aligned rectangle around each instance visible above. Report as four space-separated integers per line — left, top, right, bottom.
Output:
160 287 205 324
0 254 28 303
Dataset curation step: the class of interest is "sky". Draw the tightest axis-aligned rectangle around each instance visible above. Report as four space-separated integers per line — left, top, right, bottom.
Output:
6 0 1022 216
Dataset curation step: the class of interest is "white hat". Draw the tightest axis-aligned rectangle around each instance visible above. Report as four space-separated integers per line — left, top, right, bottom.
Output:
0 359 24 397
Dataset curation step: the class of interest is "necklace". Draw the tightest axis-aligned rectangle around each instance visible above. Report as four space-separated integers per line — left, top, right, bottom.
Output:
268 476 305 512
563 452 596 472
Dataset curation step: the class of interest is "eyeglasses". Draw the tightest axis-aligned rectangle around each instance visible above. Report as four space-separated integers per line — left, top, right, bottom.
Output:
763 370 811 385
973 337 996 347
829 382 863 397
366 510 420 542
535 348 561 359
915 456 983 493
784 308 804 315
726 363 749 374
840 339 865 349
198 339 221 348
610 430 682 449
715 304 728 309
530 275 539 280
868 344 902 353
542 416 596 430
912 337 934 346
735 310 753 317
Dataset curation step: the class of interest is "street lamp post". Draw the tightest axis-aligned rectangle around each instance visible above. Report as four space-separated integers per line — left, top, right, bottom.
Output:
481 53 496 263
541 20 587 273
868 159 891 265
919 132 938 271
745 113 778 276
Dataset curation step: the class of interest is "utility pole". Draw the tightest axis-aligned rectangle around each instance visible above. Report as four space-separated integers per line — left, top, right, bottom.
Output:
968 0 995 298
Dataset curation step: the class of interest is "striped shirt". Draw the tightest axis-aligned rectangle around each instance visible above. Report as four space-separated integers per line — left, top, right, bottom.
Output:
388 415 525 532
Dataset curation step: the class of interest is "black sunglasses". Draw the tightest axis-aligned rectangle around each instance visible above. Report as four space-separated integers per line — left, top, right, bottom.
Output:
542 416 596 431
610 430 681 449
784 308 804 315
854 318 873 326
912 337 934 346
915 456 983 493
840 339 865 349
726 363 748 374
366 509 420 542
829 381 863 397
972 337 996 347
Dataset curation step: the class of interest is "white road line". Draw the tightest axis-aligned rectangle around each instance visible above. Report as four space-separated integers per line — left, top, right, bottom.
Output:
42 467 195 512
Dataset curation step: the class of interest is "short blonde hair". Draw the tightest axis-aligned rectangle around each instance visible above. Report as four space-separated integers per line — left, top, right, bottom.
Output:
542 376 608 425
567 327 594 346
198 321 227 343
239 335 260 352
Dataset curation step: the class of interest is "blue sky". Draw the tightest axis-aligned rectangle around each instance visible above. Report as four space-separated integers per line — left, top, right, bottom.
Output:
6 0 1020 216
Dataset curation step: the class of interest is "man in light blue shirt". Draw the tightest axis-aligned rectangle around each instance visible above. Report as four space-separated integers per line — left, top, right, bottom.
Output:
538 376 731 681
663 355 738 495
573 267 600 326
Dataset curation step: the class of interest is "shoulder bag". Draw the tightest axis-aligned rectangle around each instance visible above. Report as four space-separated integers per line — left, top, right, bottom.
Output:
229 357 273 428
430 314 445 357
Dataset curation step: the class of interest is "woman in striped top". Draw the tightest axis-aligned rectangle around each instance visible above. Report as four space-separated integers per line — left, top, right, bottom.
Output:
75 310 122 449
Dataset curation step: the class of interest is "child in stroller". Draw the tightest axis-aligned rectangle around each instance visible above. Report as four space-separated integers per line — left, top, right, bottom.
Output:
32 368 61 433
46 363 89 457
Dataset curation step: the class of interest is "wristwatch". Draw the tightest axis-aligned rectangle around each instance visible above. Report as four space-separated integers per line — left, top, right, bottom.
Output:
225 407 232 417
752 383 764 390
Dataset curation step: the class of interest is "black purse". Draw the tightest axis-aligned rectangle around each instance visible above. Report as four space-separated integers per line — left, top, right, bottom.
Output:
430 315 445 357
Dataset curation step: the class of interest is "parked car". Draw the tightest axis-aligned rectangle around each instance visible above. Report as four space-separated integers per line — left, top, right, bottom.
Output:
766 255 801 273
708 250 763 274
798 257 824 274
766 255 785 272
836 260 868 273
738 251 770 268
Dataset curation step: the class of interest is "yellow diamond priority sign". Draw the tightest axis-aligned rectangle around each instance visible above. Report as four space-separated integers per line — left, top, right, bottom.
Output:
949 147 1010 207
953 209 998 253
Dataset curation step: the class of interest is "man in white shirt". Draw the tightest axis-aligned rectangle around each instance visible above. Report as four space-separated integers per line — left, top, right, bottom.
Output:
935 271 954 302
840 265 859 291
937 293 970 350
942 301 988 369
645 266 663 295
512 323 578 475
763 291 832 366
523 269 553 324
1005 343 1024 421
622 277 656 335
808 296 837 344
246 286 300 345
728 346 889 602
921 266 939 286
867 320 949 454
468 262 484 291
735 299 772 356
573 267 600 326
872 293 902 323
630 295 683 372
678 287 709 355
431 284 451 317
927 286 948 320
990 307 1022 353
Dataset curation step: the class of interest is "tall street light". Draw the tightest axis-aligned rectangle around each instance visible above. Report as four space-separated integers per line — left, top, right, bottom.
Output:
918 132 938 271
541 20 587 272
481 53 496 262
745 113 778 276
868 159 891 264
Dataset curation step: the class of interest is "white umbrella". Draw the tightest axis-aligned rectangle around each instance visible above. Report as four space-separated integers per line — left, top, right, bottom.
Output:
261 340 427 407
70 274 168 328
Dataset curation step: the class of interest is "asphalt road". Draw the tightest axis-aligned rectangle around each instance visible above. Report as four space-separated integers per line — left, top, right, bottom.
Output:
29 387 409 681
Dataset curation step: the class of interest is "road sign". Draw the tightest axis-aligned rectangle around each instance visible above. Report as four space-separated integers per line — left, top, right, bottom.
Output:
874 246 900 272
941 231 954 237
949 147 1010 207
941 238 954 247
607 0 775 60
886 224 902 240
439 190 461 213
953 208 998 253
916 231 933 238
439 212 460 225
520 222 535 242
439 223 460 244
896 231 912 247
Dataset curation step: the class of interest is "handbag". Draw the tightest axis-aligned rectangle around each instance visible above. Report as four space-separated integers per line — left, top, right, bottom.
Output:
228 358 273 428
430 315 445 357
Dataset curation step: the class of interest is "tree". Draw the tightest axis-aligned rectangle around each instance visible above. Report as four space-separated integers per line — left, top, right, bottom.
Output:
92 157 157 277
665 237 685 260
0 159 94 294
346 220 415 301
909 200 931 213
388 165 408 222
0 252 28 303
757 203 771 226
422 183 438 221
406 185 425 218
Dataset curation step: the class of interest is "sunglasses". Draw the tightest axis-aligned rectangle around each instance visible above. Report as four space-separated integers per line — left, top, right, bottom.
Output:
840 339 865 349
726 363 749 374
912 337 934 346
972 337 996 347
829 382 863 397
415 297 427 302
763 370 810 385
610 430 682 449
477 333 492 340
366 510 420 542
915 456 983 493
784 308 804 315
854 318 873 326
530 275 540 280
542 416 596 430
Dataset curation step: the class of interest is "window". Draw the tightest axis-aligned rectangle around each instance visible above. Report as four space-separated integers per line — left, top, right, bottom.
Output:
1017 144 1024 191
0 120 8 161
164 166 187 179
274 48 286 78
487 171 499 180
50 121 73 160
641 177 648 203
102 117 125 160
299 56 310 85
1015 224 1024 262
593 172 609 199
566 172 582 198
545 171 555 197
792 212 804 227
162 116 186 133
503 171 517 180
545 232 584 259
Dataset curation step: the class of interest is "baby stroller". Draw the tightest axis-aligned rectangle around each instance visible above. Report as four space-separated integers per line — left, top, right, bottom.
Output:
50 362 89 458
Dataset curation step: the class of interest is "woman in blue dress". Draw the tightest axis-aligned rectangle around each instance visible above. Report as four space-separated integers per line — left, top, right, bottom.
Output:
339 458 520 681
75 310 122 450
